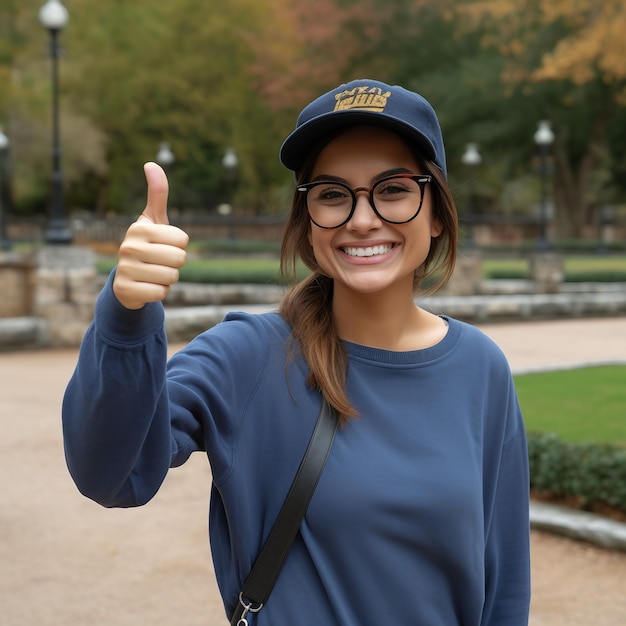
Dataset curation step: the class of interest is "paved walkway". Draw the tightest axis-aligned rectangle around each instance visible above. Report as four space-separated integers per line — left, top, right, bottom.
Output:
1 316 625 625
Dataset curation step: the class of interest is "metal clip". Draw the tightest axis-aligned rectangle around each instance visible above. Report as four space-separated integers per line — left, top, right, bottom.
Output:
237 593 263 626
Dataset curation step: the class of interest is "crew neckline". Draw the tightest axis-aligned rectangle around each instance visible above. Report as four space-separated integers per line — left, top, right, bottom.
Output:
342 316 460 366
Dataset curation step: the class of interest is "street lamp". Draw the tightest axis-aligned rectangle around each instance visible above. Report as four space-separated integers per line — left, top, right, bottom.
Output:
222 148 238 240
0 128 10 251
461 143 482 247
39 0 72 245
533 120 555 250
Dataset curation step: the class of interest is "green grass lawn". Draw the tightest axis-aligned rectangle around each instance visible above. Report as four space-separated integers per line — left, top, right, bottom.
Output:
95 256 309 284
96 252 626 283
483 255 626 281
565 255 626 272
514 365 626 445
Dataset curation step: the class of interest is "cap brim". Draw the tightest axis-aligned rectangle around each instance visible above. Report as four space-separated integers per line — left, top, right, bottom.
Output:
280 109 438 173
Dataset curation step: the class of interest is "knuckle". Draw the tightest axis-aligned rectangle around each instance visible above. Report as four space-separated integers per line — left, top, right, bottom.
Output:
165 267 180 285
175 249 187 267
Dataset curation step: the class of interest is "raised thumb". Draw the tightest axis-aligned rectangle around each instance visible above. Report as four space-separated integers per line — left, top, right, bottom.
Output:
141 162 170 225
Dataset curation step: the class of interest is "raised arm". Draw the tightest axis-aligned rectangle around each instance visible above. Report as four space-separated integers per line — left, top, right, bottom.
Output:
62 163 189 508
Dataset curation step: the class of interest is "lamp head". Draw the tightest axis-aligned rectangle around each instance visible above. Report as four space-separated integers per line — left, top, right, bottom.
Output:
534 120 555 146
156 142 175 167
461 142 482 166
222 148 238 171
39 0 69 31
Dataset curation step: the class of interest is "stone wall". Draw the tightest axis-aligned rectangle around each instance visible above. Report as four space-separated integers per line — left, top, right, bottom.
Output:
530 252 565 294
34 246 98 347
0 253 36 318
442 249 483 296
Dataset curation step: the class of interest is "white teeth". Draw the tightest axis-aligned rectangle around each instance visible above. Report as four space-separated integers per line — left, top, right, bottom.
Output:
343 244 393 257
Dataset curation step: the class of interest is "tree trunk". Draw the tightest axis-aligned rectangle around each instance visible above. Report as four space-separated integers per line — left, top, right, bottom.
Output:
553 144 595 239
552 109 611 239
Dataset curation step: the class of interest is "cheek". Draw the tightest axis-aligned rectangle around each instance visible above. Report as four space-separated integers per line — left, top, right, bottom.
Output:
309 230 322 262
308 226 326 253
308 227 336 268
308 228 324 261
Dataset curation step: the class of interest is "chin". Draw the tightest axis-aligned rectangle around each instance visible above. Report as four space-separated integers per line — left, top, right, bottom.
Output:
338 276 396 295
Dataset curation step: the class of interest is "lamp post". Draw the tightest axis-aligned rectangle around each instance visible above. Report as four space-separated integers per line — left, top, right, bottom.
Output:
39 0 72 245
533 120 555 250
0 128 10 251
222 148 238 240
596 205 614 255
461 142 482 247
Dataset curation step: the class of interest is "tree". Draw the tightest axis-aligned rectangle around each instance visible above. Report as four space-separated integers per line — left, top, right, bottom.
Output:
2 1 294 215
61 0 267 213
246 0 393 118
458 0 626 237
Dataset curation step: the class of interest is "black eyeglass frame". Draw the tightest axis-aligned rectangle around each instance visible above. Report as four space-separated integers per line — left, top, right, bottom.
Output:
297 173 433 229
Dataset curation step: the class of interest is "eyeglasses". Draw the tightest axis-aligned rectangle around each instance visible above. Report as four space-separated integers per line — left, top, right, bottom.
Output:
297 173 432 229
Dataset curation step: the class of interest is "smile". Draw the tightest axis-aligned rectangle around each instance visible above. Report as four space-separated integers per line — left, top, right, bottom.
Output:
342 244 395 258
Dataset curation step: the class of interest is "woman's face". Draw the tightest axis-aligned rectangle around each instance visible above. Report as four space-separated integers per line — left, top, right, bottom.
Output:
307 125 442 296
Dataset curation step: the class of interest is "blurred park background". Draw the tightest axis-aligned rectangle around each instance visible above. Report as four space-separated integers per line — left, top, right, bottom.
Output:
0 0 626 252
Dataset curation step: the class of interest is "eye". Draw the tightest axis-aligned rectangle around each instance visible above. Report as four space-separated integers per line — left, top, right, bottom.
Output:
374 178 413 198
312 183 352 204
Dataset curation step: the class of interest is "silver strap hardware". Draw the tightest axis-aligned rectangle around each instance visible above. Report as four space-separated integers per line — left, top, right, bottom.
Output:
236 593 263 626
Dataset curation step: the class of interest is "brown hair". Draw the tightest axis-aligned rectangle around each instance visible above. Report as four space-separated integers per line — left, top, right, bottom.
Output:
279 133 458 425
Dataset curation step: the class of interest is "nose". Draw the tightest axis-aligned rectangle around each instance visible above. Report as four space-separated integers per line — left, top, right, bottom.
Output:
346 190 382 232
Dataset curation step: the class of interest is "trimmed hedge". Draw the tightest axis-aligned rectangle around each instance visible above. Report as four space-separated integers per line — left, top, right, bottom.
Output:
564 270 626 283
527 432 626 514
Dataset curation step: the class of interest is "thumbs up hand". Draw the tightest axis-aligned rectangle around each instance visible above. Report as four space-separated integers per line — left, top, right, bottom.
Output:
113 162 189 310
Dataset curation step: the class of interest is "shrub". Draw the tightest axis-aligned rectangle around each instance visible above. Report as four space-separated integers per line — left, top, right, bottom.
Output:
527 432 626 513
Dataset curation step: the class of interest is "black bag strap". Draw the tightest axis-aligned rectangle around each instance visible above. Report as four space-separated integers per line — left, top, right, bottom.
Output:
230 399 339 625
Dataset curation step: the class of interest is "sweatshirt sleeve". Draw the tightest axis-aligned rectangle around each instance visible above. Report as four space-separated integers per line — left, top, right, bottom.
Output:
481 384 531 626
62 272 191 508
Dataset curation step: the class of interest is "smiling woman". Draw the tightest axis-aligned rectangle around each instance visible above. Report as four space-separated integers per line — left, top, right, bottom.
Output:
63 79 531 626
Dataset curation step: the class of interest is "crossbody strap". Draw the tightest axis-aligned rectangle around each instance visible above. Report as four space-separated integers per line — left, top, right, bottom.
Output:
230 399 339 625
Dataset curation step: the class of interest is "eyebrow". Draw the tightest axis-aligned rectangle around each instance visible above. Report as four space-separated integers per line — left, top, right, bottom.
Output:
310 167 416 185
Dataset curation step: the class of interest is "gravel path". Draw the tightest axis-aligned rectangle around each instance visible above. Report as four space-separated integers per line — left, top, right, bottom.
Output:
530 531 626 625
2 316 626 625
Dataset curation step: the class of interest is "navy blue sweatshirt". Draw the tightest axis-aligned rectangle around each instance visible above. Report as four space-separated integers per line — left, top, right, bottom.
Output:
63 277 530 625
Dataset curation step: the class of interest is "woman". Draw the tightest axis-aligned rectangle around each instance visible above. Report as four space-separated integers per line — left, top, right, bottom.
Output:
63 79 530 625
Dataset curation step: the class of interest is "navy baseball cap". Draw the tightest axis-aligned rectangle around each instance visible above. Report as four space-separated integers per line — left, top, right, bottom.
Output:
279 79 447 178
